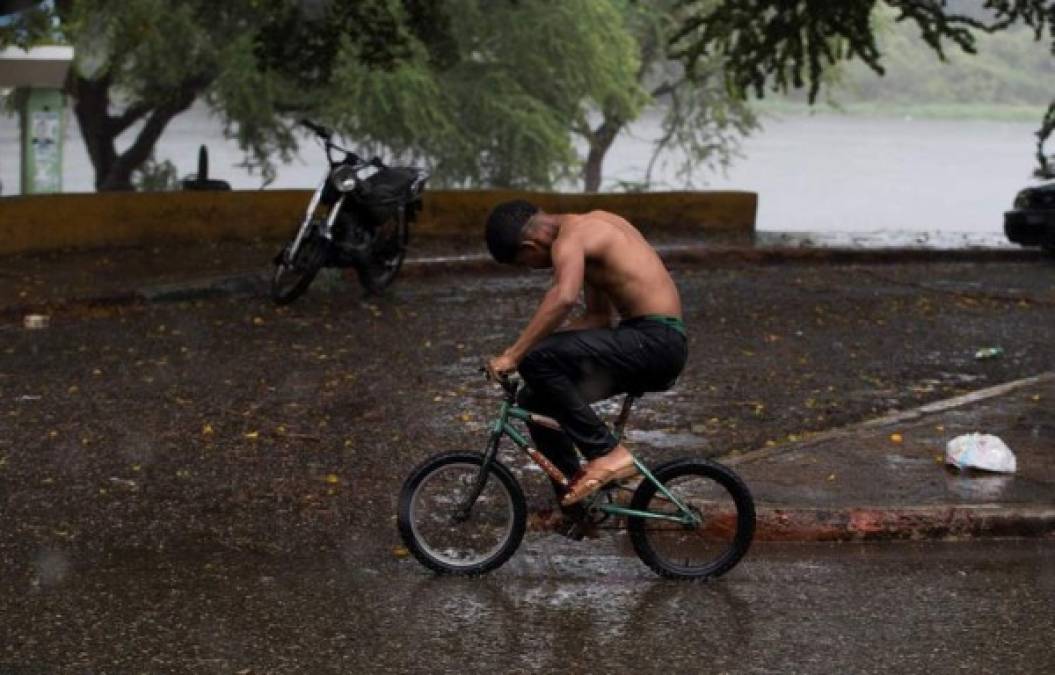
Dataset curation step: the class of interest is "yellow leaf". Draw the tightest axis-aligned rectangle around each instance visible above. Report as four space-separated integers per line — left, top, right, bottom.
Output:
202 423 214 436
325 473 340 485
827 473 836 481
244 431 259 440
890 433 903 444
393 545 410 558
252 317 265 326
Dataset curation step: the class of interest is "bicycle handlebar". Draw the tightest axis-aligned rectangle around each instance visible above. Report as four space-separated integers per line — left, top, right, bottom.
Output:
480 365 519 399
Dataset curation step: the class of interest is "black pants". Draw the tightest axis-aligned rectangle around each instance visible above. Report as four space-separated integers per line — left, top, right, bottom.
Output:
517 317 688 480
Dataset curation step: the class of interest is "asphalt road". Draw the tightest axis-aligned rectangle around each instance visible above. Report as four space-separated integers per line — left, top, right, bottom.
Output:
2 540 1052 673
2 259 1054 671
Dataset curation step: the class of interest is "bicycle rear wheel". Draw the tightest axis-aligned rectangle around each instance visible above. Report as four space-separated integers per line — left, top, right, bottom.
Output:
627 458 755 580
398 452 526 576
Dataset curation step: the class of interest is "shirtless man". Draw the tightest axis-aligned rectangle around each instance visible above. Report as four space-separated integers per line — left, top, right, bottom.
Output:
484 200 688 507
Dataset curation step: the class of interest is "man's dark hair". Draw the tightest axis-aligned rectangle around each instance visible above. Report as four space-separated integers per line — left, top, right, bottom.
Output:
485 200 539 264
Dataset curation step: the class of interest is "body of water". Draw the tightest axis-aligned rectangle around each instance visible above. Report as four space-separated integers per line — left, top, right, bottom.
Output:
0 105 1043 243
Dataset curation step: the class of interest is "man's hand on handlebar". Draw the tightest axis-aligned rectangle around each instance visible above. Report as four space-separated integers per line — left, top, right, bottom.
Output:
485 353 518 381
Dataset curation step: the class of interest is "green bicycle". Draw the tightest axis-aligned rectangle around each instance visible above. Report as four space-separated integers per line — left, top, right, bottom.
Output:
397 373 755 580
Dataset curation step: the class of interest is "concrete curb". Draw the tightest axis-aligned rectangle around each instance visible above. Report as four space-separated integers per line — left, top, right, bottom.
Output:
525 504 1055 542
752 505 1055 541
723 371 1055 468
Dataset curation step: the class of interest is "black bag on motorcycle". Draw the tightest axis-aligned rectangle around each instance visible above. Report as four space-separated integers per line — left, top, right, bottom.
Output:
357 167 420 226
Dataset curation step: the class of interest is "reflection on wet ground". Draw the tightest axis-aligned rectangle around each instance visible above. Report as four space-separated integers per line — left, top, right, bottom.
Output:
3 540 1053 673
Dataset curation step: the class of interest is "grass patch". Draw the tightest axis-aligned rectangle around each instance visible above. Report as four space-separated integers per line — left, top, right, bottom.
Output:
754 99 1047 122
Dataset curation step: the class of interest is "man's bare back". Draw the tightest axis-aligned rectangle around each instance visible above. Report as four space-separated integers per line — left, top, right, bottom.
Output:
557 210 682 321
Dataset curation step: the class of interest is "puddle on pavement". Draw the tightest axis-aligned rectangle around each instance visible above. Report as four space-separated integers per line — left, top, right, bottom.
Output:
626 428 706 450
756 230 1017 249
883 453 934 469
944 471 1015 500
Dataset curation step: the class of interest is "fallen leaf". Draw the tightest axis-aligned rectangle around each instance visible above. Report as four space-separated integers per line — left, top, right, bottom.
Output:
202 423 214 436
244 431 260 440
890 433 903 444
325 473 340 484
392 545 410 558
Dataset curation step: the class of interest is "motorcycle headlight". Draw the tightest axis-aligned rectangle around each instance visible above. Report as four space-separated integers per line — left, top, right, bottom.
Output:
1014 190 1031 209
331 165 358 192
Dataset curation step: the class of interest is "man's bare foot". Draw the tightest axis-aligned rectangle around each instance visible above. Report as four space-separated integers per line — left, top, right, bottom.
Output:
561 444 638 506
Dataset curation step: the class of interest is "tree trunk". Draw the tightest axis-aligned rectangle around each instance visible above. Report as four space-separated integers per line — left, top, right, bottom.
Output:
582 116 622 193
67 73 203 191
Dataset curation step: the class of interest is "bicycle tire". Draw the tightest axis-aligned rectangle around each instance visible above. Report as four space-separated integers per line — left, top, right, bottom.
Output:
398 452 526 576
627 458 755 580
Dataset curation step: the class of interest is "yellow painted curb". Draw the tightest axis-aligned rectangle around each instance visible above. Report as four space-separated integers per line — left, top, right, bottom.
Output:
0 189 756 255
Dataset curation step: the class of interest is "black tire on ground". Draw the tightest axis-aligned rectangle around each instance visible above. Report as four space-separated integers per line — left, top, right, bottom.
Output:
271 232 326 305
627 458 755 580
356 214 407 294
397 452 526 576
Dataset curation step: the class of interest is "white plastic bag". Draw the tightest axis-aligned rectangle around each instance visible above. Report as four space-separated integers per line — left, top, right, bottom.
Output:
945 433 1017 474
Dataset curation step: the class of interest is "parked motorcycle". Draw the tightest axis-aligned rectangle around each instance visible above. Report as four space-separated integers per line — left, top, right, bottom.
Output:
271 119 429 304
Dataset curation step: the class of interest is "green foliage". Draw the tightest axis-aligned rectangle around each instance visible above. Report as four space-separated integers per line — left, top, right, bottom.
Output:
672 0 1055 103
673 0 1055 176
833 21 1055 106
0 0 455 190
325 0 646 189
131 154 179 192
613 0 759 189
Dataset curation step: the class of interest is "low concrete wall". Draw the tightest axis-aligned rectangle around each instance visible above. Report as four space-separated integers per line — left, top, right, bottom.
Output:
0 189 756 255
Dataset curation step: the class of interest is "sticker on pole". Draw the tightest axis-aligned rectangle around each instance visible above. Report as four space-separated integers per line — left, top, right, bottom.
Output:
945 433 1017 474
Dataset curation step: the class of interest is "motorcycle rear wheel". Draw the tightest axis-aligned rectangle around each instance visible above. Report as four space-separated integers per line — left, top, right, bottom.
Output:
356 211 408 294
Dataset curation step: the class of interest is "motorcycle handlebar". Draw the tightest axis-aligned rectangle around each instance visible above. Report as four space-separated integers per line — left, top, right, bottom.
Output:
299 118 331 139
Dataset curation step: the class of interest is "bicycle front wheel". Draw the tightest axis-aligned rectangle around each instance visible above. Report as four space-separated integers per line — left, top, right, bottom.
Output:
628 458 755 580
398 452 526 576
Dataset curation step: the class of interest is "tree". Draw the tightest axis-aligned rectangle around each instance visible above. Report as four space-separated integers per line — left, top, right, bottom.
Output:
322 0 646 190
672 0 1054 102
0 0 450 191
322 0 757 192
671 0 1055 173
576 0 758 192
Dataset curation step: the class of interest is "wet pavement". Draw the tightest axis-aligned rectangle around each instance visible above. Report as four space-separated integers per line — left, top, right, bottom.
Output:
2 245 1055 670
725 373 1055 539
2 540 1052 673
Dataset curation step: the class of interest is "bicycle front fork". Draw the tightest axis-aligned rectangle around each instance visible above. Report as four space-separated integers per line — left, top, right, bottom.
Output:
452 430 503 522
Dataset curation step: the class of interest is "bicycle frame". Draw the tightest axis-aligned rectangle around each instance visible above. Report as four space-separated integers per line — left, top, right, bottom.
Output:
462 380 701 527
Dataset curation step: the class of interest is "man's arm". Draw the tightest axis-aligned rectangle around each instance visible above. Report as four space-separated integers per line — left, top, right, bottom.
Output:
501 234 585 364
560 282 614 332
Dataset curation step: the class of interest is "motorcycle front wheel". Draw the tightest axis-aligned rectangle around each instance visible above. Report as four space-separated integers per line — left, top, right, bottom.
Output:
271 227 328 305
